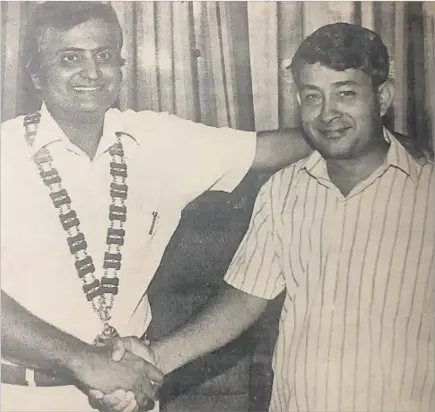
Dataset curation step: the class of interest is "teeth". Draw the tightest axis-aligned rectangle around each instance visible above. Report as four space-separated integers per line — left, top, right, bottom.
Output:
73 86 100 91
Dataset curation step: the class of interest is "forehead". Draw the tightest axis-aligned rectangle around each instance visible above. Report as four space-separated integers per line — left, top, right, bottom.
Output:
40 19 121 54
298 63 372 89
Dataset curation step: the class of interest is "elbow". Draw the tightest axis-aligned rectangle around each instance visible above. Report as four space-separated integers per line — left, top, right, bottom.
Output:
253 129 312 172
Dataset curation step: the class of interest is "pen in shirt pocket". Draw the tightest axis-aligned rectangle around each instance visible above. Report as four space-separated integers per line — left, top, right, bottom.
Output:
149 211 158 235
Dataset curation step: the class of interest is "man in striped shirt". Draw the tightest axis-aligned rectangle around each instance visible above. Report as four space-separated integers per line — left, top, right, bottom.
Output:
97 23 434 411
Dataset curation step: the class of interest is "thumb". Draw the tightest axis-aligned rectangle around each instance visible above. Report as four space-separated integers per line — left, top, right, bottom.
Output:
88 388 104 400
123 337 157 364
111 338 126 362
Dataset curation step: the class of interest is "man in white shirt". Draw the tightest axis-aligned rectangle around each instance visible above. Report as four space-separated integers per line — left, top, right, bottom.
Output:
105 23 434 412
0 2 314 411
2 4 426 412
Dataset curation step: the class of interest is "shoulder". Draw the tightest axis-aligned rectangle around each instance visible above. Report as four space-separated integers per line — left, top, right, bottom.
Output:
418 156 435 184
269 157 308 188
392 130 433 165
1 115 30 163
111 108 214 147
106 108 172 143
112 108 203 132
258 158 308 205
113 108 253 140
2 114 26 139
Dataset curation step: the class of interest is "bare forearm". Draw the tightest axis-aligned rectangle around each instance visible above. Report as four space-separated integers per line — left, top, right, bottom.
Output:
151 284 268 375
1 290 90 377
252 128 312 171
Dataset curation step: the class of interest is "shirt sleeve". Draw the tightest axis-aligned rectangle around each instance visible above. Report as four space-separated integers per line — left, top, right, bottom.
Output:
152 113 257 200
224 177 285 300
0 118 29 299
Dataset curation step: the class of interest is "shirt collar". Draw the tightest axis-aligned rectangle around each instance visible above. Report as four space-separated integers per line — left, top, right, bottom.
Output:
297 127 419 185
30 103 139 156
382 128 419 184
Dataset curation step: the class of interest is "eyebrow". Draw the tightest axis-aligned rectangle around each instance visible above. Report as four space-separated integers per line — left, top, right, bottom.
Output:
56 46 114 55
300 80 360 90
332 81 359 87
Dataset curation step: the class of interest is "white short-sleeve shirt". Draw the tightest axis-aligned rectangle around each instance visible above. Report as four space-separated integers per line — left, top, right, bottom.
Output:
1 105 256 411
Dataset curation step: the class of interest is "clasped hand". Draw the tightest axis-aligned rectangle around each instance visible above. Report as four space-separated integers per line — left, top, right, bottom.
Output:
87 337 163 412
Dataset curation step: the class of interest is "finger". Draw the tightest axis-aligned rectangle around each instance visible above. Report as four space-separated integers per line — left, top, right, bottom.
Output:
142 399 155 411
112 339 127 362
88 388 104 400
120 393 139 412
124 337 156 364
136 395 155 411
135 388 157 408
111 390 135 412
101 389 129 407
138 380 160 403
143 362 164 383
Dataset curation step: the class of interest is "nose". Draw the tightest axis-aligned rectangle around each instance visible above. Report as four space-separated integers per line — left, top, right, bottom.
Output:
320 96 341 124
80 57 101 81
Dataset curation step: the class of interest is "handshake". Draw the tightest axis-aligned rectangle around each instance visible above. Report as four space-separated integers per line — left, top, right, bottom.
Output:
80 337 164 412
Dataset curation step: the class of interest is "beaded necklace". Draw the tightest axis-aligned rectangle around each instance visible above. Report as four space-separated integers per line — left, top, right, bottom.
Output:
23 112 128 346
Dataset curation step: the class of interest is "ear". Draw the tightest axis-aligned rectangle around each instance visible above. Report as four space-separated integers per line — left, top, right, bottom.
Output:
377 79 395 117
296 92 301 106
31 72 42 91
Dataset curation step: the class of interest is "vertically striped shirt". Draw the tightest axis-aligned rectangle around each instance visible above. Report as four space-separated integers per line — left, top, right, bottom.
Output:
225 129 434 412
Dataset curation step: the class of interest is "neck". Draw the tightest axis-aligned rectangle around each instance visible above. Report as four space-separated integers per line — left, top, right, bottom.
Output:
326 137 389 196
46 106 105 159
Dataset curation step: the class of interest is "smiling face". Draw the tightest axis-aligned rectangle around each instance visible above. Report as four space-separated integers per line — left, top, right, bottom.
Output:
32 18 123 118
297 63 392 160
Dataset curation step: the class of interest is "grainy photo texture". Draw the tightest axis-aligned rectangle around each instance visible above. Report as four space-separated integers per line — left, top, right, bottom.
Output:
1 2 434 412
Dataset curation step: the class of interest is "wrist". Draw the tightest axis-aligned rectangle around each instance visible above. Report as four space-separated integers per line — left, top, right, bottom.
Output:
150 339 183 376
149 342 166 374
66 344 101 383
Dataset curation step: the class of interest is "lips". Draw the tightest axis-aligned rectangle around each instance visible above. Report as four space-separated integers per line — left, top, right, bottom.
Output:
72 85 103 93
318 127 351 139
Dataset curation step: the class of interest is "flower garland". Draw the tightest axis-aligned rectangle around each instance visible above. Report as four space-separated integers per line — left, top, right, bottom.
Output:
23 112 128 345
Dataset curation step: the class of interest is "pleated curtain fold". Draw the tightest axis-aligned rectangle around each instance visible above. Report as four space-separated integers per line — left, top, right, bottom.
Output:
1 2 434 151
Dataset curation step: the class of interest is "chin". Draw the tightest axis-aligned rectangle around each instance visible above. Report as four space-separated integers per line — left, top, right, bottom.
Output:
74 101 112 115
317 143 354 159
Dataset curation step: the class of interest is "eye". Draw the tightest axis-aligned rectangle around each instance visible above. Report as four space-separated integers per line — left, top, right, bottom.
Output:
95 50 115 63
60 54 80 64
339 90 356 98
302 92 322 104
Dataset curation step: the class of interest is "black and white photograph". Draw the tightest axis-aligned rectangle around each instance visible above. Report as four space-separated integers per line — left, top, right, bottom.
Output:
1 1 434 411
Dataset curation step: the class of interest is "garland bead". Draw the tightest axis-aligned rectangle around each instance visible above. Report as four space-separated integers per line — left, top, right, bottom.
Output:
107 236 124 246
86 286 104 301
110 162 127 170
110 183 128 193
101 277 119 286
83 279 100 294
110 168 127 178
104 252 122 261
102 285 118 295
103 260 121 270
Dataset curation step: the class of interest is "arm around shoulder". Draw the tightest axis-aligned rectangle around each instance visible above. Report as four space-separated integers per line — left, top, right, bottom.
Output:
252 128 312 172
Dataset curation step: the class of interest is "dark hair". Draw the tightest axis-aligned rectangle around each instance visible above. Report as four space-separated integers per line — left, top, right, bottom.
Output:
23 1 124 74
291 23 389 88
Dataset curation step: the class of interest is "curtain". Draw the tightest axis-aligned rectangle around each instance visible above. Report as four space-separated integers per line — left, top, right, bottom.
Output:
1 1 434 150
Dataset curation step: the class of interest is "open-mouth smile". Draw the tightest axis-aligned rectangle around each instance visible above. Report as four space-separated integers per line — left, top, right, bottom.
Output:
319 127 351 139
72 86 103 93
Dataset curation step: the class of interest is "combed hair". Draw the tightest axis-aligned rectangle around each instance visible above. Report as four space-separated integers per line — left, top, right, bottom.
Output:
291 23 390 87
23 1 124 74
